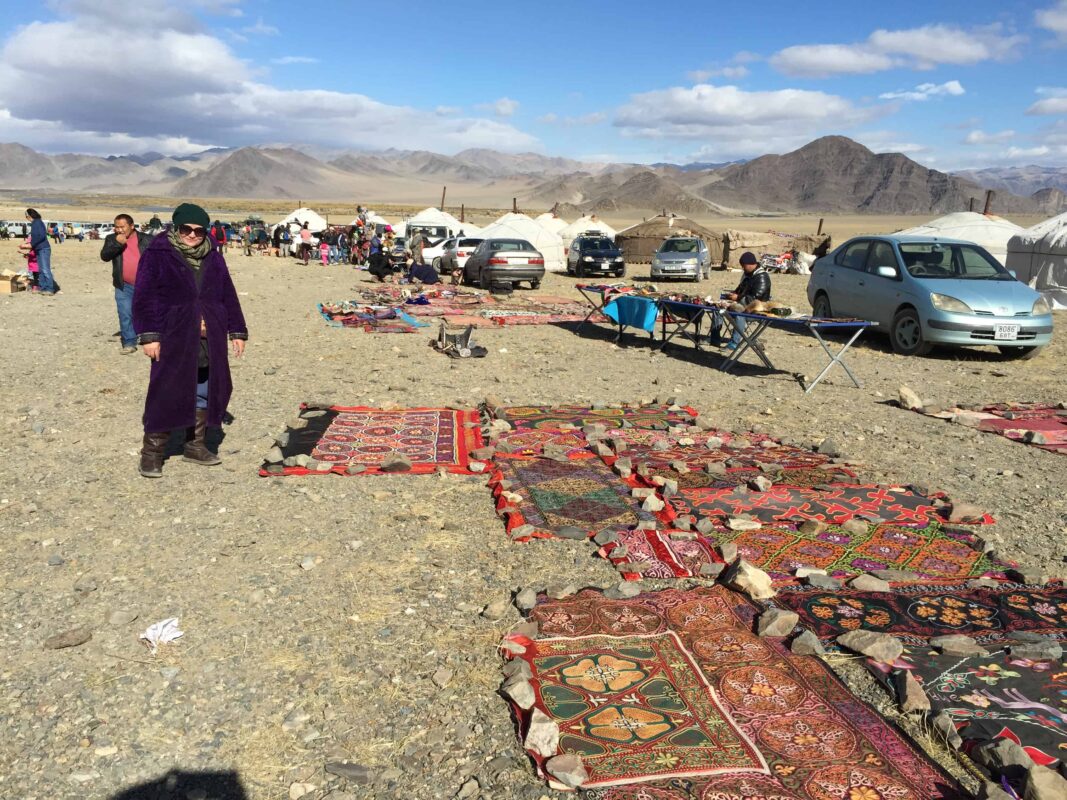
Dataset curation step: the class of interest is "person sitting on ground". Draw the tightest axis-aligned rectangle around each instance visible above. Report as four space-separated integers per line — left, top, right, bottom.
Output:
408 258 440 285
716 251 771 350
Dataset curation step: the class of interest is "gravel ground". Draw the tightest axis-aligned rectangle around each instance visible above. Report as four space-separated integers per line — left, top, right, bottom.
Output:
0 241 1064 800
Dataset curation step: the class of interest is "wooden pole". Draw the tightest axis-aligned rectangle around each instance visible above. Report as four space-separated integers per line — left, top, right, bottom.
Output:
969 197 976 212
983 190 994 215
440 186 447 210
816 218 824 236
460 204 465 223
512 197 518 213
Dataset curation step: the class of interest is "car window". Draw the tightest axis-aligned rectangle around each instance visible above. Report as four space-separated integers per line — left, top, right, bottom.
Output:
898 243 1007 279
956 245 1005 278
585 237 614 250
836 240 870 270
661 239 698 253
489 240 530 252
865 241 898 274
459 238 482 248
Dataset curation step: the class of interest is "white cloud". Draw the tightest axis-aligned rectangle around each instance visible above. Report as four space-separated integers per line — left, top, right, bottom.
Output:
537 112 558 124
270 55 318 65
687 66 749 81
853 130 929 155
1027 88 1067 115
1006 145 1052 158
539 112 606 127
0 2 540 155
964 129 1015 144
771 24 1024 77
434 105 460 116
481 97 519 117
1036 1 1067 39
243 17 278 36
879 80 965 102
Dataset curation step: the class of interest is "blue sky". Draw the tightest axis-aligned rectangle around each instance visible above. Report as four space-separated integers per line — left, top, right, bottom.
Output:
0 0 1065 169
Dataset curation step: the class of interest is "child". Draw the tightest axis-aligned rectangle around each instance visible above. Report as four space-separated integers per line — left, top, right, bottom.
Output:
319 239 330 266
18 237 39 291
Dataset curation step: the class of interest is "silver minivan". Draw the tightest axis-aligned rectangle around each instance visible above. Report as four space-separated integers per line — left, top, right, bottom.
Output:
650 236 712 281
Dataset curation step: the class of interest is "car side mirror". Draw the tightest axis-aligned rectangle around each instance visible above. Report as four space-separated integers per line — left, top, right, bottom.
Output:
876 266 898 279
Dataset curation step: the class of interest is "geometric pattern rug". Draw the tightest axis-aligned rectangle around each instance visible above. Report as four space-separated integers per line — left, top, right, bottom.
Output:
488 457 655 541
511 586 966 797
915 402 1067 455
493 427 596 460
598 529 723 580
259 406 484 476
771 581 1067 646
490 404 698 432
605 428 836 471
708 518 1004 581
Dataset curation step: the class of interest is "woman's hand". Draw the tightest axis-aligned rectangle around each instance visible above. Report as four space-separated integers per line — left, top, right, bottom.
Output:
232 339 246 358
143 342 161 361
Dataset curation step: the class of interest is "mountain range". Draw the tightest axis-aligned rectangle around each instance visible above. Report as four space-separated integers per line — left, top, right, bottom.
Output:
1 137 1064 216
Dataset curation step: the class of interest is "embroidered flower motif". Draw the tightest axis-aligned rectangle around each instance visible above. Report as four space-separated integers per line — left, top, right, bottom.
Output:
561 655 646 693
960 693 991 708
585 706 673 742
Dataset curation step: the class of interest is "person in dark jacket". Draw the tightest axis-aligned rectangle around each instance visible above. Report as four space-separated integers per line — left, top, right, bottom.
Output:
722 251 771 350
132 203 248 478
25 208 56 295
407 260 440 284
100 214 154 354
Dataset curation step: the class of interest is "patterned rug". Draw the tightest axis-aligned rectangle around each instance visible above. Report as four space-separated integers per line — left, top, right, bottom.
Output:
317 302 424 333
491 404 698 432
259 406 484 476
870 648 1067 769
493 428 596 460
599 529 723 580
488 457 654 541
915 402 1067 455
509 586 965 797
669 484 984 527
711 518 1002 582
607 428 835 470
771 581 1066 646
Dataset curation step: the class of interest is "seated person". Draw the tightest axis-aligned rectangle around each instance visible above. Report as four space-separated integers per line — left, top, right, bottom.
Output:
407 259 440 285
711 251 771 349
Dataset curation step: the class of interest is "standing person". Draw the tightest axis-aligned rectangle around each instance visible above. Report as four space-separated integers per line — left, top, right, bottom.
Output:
271 224 282 256
319 236 330 266
100 214 154 355
279 225 291 258
336 228 348 264
212 220 227 253
132 203 248 478
25 209 56 295
299 222 312 265
408 228 424 265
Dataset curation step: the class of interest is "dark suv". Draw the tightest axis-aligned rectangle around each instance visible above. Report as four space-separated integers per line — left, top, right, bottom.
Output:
566 233 625 278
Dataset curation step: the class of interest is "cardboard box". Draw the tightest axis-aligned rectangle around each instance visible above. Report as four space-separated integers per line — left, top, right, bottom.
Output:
0 274 26 294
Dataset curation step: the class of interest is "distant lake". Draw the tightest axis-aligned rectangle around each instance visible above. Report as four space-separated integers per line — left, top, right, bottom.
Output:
21 196 76 206
140 206 172 212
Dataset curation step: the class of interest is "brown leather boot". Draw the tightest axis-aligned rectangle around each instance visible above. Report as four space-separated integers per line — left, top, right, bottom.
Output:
139 431 169 478
183 409 221 466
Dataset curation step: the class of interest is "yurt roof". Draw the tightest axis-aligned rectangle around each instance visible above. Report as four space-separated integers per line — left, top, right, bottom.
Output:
479 213 565 271
277 207 328 232
899 212 1023 260
1008 212 1067 256
560 215 617 240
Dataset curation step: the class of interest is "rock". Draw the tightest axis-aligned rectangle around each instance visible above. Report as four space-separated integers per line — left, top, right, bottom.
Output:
470 446 495 460
324 762 372 785
432 667 453 688
719 542 738 563
641 495 665 513
898 385 924 410
635 519 658 531
794 567 826 579
454 778 480 799
976 738 1033 780
837 630 903 664
699 562 725 579
481 597 511 620
511 524 536 540
1008 568 1047 585
546 584 578 599
275 431 290 447
289 783 316 800
816 438 841 457
502 675 535 709
893 670 931 713
1023 430 1050 446
704 461 727 475
806 573 843 590
282 708 310 732
345 464 366 475
932 712 963 749
727 517 761 531
871 569 922 582
299 555 318 571
159 666 181 681
265 446 284 464
1010 640 1063 661
695 518 716 535
545 754 589 789
555 526 589 540
929 635 987 657
73 574 97 594
790 630 825 656
514 588 538 612
668 459 690 474
669 530 697 541
967 577 1001 590
631 487 656 499
502 659 532 681
947 501 989 524
797 519 828 535
748 476 773 492
592 529 618 546
512 620 539 639
840 518 870 536
107 609 139 626
604 581 641 600
43 627 92 650
1025 765 1067 800
756 608 799 638
724 560 776 600
848 575 891 592
293 453 311 468
524 708 560 758
46 554 64 566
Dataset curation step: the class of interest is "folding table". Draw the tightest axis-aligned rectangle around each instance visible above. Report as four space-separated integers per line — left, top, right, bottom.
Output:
720 312 876 394
574 283 631 333
602 295 659 344
655 298 717 352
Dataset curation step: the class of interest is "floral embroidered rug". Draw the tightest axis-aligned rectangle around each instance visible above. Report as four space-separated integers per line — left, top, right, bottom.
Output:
259 406 484 476
598 529 723 580
709 519 1002 582
771 581 1066 647
488 457 654 541
508 586 965 797
490 403 698 432
914 402 1067 455
493 427 596 460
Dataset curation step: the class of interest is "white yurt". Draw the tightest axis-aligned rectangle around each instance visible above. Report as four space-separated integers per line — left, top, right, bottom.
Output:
535 212 569 236
277 207 328 233
1006 212 1067 311
479 212 566 272
559 215 618 249
898 212 1023 265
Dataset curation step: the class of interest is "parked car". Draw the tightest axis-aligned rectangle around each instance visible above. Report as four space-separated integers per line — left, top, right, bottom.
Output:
462 238 545 290
439 236 484 273
807 235 1054 358
566 234 625 278
422 236 453 269
650 236 712 281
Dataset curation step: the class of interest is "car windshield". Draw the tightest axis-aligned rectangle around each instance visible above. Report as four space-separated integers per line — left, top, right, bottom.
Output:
898 242 1011 280
458 238 483 248
660 239 698 253
489 239 532 252
584 238 615 250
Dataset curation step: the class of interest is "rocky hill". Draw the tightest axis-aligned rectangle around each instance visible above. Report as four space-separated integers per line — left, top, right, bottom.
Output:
954 165 1067 197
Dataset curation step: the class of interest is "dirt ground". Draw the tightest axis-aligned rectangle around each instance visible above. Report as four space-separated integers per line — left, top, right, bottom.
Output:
0 238 1064 800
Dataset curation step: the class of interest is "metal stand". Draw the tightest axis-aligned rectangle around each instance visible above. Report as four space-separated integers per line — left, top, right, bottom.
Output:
802 326 867 393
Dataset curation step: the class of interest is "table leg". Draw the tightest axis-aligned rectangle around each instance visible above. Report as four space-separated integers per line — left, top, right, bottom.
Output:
575 290 604 334
803 327 866 393
720 318 774 373
657 311 704 352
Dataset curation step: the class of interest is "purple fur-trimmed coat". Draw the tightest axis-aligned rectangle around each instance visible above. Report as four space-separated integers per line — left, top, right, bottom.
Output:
132 235 248 433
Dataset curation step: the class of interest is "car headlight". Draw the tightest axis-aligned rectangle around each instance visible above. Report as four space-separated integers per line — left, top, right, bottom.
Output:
1032 296 1051 315
930 293 973 314
685 258 697 265
614 256 624 262
582 256 593 262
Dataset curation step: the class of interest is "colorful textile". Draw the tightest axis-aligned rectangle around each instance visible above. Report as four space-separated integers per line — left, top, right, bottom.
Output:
609 428 839 471
915 402 1067 455
599 529 723 580
713 518 1002 582
670 484 957 526
494 427 596 459
317 302 425 333
513 586 965 798
488 457 654 541
873 648 1067 768
492 404 697 432
603 295 660 332
259 406 484 476
772 581 1066 646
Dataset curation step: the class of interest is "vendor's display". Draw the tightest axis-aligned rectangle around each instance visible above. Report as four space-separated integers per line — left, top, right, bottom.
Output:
909 401 1067 455
490 403 697 432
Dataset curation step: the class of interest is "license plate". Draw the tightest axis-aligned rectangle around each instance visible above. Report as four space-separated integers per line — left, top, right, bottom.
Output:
994 324 1020 340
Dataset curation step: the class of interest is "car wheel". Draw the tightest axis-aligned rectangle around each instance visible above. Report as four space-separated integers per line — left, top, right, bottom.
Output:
890 308 933 356
479 269 492 291
432 256 442 271
530 280 541 290
812 292 833 318
997 345 1044 360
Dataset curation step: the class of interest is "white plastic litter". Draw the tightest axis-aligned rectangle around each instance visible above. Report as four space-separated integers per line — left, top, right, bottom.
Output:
140 618 184 654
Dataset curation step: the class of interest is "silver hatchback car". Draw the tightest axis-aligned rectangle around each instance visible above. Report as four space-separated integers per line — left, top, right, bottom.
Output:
650 236 712 281
807 235 1054 358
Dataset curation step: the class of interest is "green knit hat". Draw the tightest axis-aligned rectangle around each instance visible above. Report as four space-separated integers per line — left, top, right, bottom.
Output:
172 202 210 229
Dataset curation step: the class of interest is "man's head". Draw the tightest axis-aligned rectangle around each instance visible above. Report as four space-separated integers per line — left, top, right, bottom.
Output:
739 251 758 273
114 214 134 237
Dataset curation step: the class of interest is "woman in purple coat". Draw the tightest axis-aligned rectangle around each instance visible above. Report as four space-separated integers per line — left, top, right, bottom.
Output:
133 203 248 478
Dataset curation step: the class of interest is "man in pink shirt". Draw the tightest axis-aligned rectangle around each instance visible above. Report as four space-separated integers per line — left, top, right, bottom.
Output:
100 214 155 354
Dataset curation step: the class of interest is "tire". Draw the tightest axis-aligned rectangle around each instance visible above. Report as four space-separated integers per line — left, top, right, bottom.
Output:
479 269 492 291
575 262 584 279
530 280 541 290
891 308 933 356
812 292 833 318
998 345 1044 360
432 256 442 271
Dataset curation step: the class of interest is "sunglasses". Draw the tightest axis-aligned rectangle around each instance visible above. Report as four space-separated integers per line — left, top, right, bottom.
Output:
178 224 206 237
